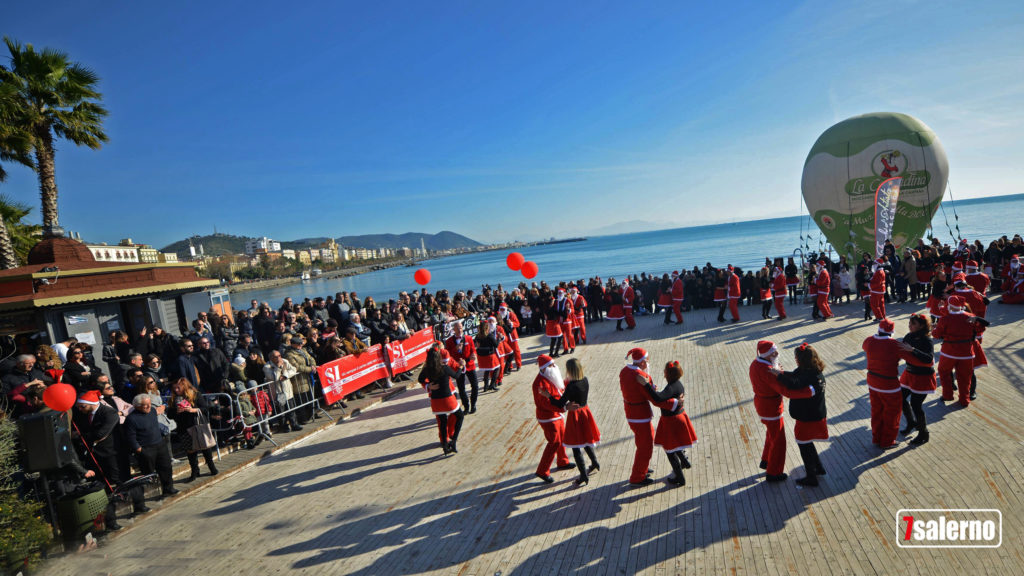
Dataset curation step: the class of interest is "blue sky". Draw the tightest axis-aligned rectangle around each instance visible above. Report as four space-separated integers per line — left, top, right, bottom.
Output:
3 0 1023 248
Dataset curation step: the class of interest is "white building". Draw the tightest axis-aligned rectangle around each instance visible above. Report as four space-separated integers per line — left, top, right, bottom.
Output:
245 237 281 255
86 243 140 263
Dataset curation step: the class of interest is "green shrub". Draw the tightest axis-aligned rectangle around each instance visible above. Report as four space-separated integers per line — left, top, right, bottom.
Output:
0 418 53 575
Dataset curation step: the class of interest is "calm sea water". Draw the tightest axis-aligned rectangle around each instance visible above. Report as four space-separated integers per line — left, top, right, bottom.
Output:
232 194 1024 308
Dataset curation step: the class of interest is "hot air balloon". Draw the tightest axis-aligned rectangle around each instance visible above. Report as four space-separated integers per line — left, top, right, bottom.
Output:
801 112 949 258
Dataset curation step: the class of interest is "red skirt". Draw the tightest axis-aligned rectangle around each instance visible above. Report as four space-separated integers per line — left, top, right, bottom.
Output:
497 339 513 358
606 305 624 320
926 296 944 317
916 270 933 284
654 411 698 452
430 395 460 415
786 275 799 286
657 293 673 307
563 406 601 448
900 371 936 394
477 353 502 370
760 288 772 300
973 341 987 368
713 287 726 302
794 419 828 443
545 320 562 338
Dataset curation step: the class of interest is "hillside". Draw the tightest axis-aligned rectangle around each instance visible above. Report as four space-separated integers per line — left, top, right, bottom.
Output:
162 231 481 257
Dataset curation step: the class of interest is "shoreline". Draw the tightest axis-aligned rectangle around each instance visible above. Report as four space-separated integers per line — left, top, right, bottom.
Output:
226 258 424 294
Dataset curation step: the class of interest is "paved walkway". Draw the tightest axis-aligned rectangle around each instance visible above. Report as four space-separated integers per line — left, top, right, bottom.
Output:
41 297 1024 575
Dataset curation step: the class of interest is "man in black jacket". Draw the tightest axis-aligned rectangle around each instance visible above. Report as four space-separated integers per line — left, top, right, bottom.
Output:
195 337 229 394
123 395 178 497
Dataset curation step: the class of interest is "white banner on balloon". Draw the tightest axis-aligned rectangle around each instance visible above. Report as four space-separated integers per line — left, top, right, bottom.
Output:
874 176 902 259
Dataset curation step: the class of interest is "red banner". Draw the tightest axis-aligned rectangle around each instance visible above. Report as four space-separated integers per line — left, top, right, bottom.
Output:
384 329 435 376
316 345 390 404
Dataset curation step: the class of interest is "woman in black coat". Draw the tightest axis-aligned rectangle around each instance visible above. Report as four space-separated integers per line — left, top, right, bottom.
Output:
168 377 218 482
418 347 465 455
63 347 95 391
774 343 828 487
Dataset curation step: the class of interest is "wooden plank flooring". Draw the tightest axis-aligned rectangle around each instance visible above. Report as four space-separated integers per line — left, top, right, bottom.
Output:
40 297 1024 575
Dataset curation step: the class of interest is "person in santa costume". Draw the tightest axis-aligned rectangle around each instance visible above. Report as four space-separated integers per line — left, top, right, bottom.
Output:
965 260 991 295
643 360 698 487
606 281 626 331
570 286 588 344
759 268 773 319
619 347 656 486
622 279 637 329
749 340 802 482
497 304 522 373
772 266 788 320
475 319 501 392
772 343 828 487
726 265 742 322
932 294 988 406
1001 255 1021 292
488 316 514 387
656 274 674 325
444 321 479 414
556 288 576 354
926 268 949 321
671 270 685 325
815 260 834 320
869 257 888 321
862 318 905 448
807 262 820 320
950 273 990 401
418 345 465 455
544 294 564 358
1000 265 1024 304
899 314 936 445
532 355 575 483
537 358 600 487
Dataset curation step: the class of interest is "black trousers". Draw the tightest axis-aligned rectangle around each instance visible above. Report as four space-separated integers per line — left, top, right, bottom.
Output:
901 388 927 430
457 370 479 410
137 441 175 491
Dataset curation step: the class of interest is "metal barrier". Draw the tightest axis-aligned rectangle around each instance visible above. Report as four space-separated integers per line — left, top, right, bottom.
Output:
233 374 333 447
432 314 481 342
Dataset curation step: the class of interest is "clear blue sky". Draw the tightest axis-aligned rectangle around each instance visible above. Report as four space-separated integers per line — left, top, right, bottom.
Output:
3 0 1023 248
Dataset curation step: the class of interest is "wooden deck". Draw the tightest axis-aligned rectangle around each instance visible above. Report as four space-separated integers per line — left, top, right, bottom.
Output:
41 297 1024 575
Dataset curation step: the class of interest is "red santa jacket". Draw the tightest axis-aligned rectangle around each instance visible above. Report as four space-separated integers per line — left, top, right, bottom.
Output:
953 287 987 318
532 374 564 423
749 359 785 420
444 335 477 371
772 273 787 297
572 295 587 319
932 312 981 360
727 272 741 299
966 272 990 295
870 269 886 295
622 285 635 309
862 334 903 392
672 278 685 301
619 366 653 422
816 269 831 294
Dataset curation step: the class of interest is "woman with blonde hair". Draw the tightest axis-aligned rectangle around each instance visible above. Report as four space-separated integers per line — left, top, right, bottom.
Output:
168 377 219 482
539 358 600 486
643 360 698 487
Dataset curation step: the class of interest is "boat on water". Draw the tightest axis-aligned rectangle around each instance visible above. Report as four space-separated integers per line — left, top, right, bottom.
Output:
312 268 323 277
300 271 311 281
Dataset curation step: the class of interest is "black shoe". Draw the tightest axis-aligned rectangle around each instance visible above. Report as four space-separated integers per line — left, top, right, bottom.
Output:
554 463 577 471
184 473 199 483
449 440 457 454
162 487 180 496
646 468 654 476
587 463 600 475
970 392 977 400
668 475 685 486
442 442 451 456
679 454 691 469
795 476 818 487
759 459 768 470
536 473 554 484
574 476 589 487
209 464 219 476
910 432 930 445
105 522 123 532
901 424 918 435
133 505 151 516
766 473 788 482
630 477 655 487
469 406 476 414
816 465 827 476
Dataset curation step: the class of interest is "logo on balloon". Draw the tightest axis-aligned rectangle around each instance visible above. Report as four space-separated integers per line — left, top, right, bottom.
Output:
821 215 836 230
872 149 906 178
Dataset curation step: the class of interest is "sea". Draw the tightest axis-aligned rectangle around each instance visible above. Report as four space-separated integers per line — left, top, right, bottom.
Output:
231 194 1024 308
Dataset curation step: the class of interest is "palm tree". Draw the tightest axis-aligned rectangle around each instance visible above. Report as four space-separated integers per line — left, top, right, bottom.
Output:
0 195 41 267
0 37 108 238
0 81 35 268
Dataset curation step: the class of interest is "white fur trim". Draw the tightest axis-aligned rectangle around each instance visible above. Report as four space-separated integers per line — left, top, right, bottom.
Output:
867 385 902 393
939 351 975 360
626 418 652 423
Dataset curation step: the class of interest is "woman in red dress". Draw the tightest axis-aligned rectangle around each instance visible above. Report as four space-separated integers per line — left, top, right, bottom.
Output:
417 345 465 455
539 358 600 486
475 320 502 392
644 360 698 486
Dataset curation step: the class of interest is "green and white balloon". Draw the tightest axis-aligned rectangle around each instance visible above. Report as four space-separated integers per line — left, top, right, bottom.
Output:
801 112 949 258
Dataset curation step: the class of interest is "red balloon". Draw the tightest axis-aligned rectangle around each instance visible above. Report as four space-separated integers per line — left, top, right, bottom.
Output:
521 261 538 279
414 268 431 286
506 252 525 271
43 383 77 412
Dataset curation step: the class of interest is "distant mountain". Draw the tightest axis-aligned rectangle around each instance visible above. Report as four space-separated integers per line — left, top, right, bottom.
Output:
161 231 482 258
337 231 481 251
161 234 250 258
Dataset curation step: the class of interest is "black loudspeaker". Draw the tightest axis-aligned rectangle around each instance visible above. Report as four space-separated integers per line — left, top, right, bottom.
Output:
18 411 75 472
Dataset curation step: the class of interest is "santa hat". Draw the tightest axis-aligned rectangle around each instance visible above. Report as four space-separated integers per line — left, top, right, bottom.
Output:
876 257 886 265
947 295 966 313
967 260 979 271
625 347 648 365
817 259 826 266
498 302 508 309
877 318 895 335
951 261 964 272
756 340 777 359
538 354 555 370
672 270 679 278
727 265 734 271
76 390 101 406
952 272 967 283
487 316 497 326
621 278 629 286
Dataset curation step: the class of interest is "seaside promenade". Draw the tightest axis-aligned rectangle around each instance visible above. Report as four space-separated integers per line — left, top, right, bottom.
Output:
41 298 1023 575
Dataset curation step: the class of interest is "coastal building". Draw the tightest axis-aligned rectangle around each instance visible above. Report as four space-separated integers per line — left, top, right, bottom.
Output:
281 249 296 260
137 247 159 263
297 251 312 265
85 242 140 263
158 252 178 263
245 236 281 255
0 236 220 378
